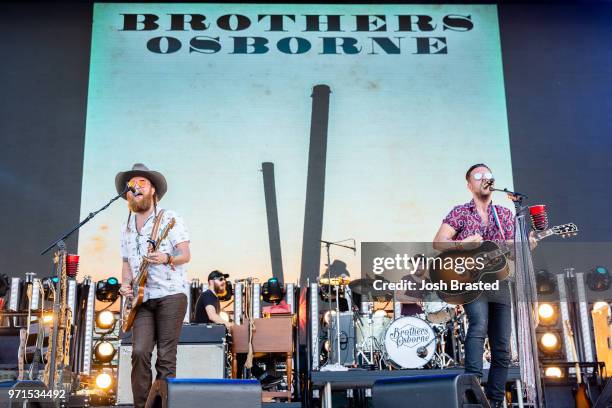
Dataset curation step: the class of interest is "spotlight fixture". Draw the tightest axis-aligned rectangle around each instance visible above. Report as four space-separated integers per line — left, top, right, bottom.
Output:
322 310 336 326
95 372 113 390
96 310 116 331
539 332 561 354
96 277 121 302
587 266 610 292
537 303 558 326
94 341 116 363
536 270 556 294
262 277 284 304
544 366 563 378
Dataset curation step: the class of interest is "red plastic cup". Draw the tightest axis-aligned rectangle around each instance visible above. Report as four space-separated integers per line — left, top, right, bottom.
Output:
529 205 548 231
529 205 546 217
66 254 79 278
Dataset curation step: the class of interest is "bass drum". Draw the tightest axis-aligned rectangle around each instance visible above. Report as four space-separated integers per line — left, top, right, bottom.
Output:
383 316 436 368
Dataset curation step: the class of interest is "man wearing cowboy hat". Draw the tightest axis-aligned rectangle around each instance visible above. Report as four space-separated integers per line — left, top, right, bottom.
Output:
116 163 191 408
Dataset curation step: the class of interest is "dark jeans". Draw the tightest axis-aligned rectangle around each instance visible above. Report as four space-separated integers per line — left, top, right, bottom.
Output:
464 297 512 403
131 293 187 408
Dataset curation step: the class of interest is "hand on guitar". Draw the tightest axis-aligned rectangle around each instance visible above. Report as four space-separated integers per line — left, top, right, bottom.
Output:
119 283 133 298
460 234 483 250
143 251 170 265
529 231 538 250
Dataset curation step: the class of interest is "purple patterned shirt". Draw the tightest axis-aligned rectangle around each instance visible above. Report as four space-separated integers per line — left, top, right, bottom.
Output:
442 199 515 243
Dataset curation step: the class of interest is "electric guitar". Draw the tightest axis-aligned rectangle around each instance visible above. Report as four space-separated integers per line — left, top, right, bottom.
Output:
121 217 175 332
429 223 578 304
564 319 593 408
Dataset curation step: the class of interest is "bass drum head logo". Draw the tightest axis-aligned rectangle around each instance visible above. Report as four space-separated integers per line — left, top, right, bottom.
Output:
384 316 436 368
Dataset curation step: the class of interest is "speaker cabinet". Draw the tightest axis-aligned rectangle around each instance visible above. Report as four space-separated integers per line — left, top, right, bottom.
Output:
373 373 490 408
145 378 261 408
117 343 226 405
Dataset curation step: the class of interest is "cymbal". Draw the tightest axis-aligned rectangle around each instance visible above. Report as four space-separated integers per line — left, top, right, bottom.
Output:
348 278 393 302
318 276 351 286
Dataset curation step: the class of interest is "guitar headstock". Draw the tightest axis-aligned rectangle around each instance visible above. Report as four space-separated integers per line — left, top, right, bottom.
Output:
552 223 578 238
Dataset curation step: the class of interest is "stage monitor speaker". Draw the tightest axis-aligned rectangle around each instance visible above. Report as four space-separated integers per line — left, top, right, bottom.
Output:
144 378 261 408
117 342 226 405
373 373 490 408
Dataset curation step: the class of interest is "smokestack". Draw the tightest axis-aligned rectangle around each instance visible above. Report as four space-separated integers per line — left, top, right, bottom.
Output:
261 162 284 283
299 85 331 284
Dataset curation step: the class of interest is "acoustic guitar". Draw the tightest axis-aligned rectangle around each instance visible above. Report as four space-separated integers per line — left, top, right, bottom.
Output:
564 319 593 408
121 217 175 332
429 223 578 304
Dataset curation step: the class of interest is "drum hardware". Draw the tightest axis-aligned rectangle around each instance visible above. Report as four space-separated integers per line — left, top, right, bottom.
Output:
318 239 354 372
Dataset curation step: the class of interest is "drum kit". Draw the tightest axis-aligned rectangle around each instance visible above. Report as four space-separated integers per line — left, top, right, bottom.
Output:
319 275 469 371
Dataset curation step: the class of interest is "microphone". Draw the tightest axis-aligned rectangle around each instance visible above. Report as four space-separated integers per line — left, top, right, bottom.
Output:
484 178 495 190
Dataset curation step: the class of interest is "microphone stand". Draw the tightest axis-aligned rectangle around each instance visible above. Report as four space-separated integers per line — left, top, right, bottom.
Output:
319 239 355 372
40 185 129 255
491 185 544 407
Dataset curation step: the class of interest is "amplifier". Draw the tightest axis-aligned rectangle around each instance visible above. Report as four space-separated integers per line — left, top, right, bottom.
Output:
117 324 227 405
121 323 226 344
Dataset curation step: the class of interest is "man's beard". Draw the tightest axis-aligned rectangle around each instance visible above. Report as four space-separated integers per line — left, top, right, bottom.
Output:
213 281 227 297
127 193 154 213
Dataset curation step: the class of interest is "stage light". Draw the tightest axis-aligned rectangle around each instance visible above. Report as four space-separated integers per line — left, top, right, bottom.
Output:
96 310 116 330
587 266 610 291
373 309 388 318
537 303 558 325
94 341 116 363
544 367 563 378
42 314 54 325
593 301 610 311
219 311 230 322
95 372 113 390
323 310 336 326
539 332 561 353
536 270 556 294
262 277 284 304
96 277 121 302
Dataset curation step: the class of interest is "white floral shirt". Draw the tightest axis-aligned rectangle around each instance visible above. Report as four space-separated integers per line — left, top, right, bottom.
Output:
120 207 189 302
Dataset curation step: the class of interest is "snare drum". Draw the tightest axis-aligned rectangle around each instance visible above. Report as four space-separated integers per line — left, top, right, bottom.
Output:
423 293 455 324
383 316 436 368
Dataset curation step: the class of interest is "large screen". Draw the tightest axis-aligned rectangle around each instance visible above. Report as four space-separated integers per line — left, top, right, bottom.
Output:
79 4 513 283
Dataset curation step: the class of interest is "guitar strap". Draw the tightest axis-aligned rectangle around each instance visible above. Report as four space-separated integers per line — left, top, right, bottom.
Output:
491 202 506 241
148 209 166 253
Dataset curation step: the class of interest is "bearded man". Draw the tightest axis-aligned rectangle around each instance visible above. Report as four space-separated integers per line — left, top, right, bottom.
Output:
116 163 191 408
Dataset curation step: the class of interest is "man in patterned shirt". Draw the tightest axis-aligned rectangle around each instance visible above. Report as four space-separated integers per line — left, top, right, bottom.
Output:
116 163 191 408
433 163 517 408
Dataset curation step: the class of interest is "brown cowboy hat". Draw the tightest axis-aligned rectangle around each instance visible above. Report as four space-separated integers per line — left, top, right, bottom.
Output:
115 163 168 200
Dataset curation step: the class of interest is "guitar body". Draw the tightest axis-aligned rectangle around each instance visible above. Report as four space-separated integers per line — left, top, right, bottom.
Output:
574 383 592 408
429 241 509 304
121 277 146 333
430 223 578 304
120 215 175 333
